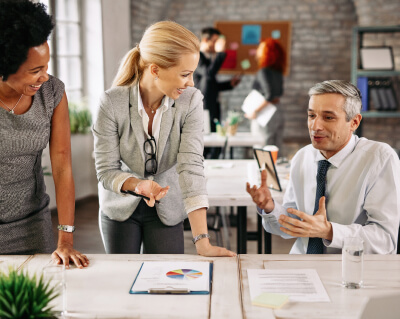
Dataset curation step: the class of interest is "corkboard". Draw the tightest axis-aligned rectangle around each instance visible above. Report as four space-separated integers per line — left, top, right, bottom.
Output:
214 21 291 75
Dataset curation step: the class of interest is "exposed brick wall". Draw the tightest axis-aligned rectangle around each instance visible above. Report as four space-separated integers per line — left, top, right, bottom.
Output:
130 0 400 156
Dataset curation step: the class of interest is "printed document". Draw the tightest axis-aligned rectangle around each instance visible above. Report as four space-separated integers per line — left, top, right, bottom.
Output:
130 262 211 294
247 269 330 302
241 89 277 127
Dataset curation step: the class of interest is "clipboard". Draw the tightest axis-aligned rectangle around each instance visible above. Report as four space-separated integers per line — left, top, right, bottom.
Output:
129 262 213 295
253 148 282 191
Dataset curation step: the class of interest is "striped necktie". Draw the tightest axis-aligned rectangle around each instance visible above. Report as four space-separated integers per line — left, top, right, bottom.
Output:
306 160 331 254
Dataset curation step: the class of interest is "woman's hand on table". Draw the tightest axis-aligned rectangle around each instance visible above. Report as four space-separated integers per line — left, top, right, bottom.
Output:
135 180 170 207
195 239 236 257
52 243 89 269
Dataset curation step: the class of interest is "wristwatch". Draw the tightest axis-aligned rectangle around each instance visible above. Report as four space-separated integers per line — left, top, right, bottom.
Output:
192 233 210 244
57 224 76 233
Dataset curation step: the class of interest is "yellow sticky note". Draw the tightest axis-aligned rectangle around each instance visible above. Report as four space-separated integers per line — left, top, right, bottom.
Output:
252 293 289 309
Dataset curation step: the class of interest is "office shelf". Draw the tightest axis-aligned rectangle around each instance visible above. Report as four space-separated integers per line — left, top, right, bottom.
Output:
351 25 400 136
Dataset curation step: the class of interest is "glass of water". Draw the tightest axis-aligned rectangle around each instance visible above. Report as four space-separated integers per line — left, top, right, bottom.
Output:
42 264 66 317
342 237 364 289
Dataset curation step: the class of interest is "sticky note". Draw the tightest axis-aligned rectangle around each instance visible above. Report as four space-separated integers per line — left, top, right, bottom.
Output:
242 25 261 45
221 50 237 69
252 292 289 309
271 30 281 39
241 59 251 70
230 42 239 50
249 48 257 56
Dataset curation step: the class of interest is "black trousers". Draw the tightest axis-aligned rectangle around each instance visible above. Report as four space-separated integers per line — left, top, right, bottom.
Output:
100 200 184 254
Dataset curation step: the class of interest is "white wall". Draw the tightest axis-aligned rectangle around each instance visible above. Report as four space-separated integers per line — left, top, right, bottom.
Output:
43 135 98 209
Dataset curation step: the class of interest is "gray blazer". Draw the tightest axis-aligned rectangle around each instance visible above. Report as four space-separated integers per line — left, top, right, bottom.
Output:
93 84 208 226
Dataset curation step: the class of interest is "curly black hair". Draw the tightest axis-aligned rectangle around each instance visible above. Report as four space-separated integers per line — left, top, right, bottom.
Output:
0 0 54 81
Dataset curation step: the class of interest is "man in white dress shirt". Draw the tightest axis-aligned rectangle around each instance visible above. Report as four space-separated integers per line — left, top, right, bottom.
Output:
247 80 400 254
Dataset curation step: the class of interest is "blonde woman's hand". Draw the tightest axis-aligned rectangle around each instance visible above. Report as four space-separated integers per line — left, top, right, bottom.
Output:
135 180 170 207
195 238 236 257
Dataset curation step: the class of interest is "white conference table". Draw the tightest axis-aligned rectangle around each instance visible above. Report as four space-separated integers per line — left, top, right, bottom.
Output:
204 159 289 254
203 132 265 158
2 254 399 318
240 254 400 319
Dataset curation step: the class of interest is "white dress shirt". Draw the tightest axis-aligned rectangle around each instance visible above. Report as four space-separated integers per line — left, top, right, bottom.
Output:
137 85 169 143
259 135 400 254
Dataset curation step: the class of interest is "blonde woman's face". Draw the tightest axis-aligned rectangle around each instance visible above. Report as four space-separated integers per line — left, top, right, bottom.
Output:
157 52 200 100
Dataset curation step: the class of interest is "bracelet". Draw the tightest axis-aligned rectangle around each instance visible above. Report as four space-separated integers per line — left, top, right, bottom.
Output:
192 233 210 244
57 224 75 233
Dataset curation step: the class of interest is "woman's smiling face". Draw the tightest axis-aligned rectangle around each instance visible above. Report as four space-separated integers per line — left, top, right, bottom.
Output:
155 52 199 100
2 42 50 96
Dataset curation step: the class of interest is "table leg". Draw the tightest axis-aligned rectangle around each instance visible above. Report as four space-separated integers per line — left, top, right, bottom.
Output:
257 214 262 254
264 230 272 254
237 206 247 254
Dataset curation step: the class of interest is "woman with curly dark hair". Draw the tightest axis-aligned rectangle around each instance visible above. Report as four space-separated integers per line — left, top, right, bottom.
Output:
0 0 89 268
244 38 286 150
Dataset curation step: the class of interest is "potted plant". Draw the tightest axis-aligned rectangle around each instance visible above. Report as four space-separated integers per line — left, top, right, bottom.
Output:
68 101 92 134
0 267 59 318
225 111 242 136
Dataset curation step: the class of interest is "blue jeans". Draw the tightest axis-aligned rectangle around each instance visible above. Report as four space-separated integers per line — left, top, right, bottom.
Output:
100 200 184 254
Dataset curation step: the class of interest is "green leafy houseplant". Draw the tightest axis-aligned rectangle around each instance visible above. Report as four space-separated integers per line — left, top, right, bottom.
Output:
226 111 242 126
68 101 92 134
0 267 58 319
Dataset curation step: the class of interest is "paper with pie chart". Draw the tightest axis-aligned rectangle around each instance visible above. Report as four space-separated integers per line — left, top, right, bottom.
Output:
130 262 211 294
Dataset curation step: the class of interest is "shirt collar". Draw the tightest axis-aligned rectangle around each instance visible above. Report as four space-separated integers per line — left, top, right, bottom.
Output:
314 134 357 168
137 85 169 117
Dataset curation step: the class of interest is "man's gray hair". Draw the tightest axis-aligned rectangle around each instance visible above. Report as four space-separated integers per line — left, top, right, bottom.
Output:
308 80 362 121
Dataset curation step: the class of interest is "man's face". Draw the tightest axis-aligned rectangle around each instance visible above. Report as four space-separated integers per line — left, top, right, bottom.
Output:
203 34 219 53
307 93 360 159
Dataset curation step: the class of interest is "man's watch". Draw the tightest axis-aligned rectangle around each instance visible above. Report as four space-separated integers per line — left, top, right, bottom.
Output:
57 224 75 233
192 233 210 244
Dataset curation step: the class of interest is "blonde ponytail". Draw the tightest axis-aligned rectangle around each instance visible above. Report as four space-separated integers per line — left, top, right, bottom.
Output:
112 21 200 88
112 46 142 87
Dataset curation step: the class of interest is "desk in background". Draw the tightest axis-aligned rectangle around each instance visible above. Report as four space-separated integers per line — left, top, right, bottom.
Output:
203 132 265 159
205 160 289 254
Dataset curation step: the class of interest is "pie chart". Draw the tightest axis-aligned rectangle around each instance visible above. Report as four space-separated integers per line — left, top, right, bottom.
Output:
166 269 203 280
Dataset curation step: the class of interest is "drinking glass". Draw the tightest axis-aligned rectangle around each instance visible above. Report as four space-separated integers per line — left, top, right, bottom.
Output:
42 264 66 317
342 237 364 289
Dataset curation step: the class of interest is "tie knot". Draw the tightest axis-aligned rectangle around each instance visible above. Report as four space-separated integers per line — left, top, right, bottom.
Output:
318 160 330 176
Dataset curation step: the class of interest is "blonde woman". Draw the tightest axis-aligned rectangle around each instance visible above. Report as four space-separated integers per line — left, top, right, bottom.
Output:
93 21 235 256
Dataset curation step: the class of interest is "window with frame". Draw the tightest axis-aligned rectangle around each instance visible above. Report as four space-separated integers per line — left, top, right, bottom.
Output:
41 0 83 103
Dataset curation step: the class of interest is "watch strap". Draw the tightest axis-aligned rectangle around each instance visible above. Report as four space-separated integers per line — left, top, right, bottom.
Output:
57 224 76 233
192 233 210 244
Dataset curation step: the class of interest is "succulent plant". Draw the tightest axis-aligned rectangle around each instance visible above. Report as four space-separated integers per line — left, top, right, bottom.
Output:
0 267 58 319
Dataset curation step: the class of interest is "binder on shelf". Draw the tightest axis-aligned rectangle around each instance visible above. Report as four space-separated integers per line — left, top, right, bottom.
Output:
357 77 369 111
368 78 398 111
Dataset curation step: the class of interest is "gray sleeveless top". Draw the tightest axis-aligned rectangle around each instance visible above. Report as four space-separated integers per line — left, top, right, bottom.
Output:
0 75 64 254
